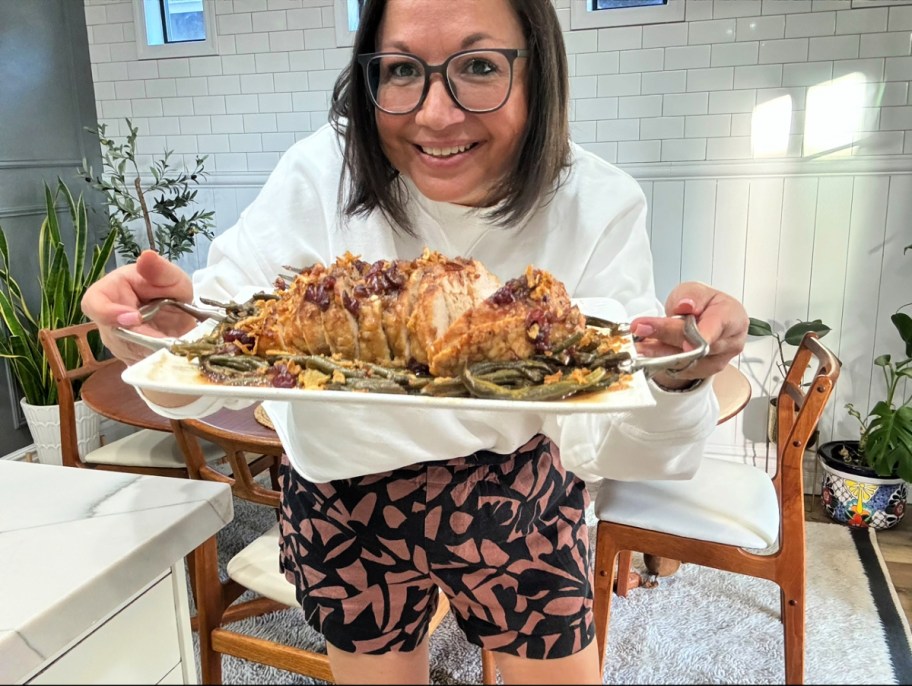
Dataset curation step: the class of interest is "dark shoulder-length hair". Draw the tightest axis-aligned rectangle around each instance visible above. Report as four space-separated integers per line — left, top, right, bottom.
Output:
329 0 570 236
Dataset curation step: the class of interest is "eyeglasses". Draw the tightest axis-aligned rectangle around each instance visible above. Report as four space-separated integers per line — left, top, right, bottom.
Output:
357 48 529 115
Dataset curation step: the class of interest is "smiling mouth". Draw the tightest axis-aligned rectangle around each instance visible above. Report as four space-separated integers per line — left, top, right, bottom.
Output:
418 143 478 158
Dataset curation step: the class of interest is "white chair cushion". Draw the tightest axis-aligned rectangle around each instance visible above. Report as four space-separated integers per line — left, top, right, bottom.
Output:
227 523 298 608
594 457 780 549
84 429 224 469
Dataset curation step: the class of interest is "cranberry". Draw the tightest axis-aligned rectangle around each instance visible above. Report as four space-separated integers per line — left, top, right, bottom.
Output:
270 365 296 388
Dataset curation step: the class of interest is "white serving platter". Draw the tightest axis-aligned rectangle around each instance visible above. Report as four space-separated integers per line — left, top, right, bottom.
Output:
121 347 656 415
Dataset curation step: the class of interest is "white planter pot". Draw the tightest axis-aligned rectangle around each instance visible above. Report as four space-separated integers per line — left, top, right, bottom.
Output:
19 399 101 466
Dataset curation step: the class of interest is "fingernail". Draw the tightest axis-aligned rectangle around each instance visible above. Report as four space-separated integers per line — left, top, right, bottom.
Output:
633 323 654 338
116 312 140 326
678 298 696 312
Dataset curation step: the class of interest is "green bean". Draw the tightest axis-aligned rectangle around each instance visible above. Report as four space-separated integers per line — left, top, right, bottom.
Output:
421 377 470 397
585 317 624 336
589 351 631 368
475 369 542 386
199 359 269 386
551 331 584 354
274 354 366 379
171 340 221 358
206 354 270 372
461 366 607 401
361 361 425 386
332 377 408 394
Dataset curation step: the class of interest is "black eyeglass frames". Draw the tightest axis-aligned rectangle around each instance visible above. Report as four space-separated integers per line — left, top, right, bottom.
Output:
357 48 529 115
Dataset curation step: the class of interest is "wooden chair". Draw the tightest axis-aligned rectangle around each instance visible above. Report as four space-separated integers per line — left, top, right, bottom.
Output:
37 322 224 476
591 333 840 684
171 415 451 684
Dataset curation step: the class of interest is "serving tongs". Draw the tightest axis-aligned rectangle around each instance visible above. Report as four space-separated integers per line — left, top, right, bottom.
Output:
111 298 225 352
113 300 709 378
586 313 709 379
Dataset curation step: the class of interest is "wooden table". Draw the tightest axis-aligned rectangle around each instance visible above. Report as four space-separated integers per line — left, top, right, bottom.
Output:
712 364 752 426
79 359 280 448
81 360 171 432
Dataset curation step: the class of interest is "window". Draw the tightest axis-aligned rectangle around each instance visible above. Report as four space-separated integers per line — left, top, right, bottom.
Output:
570 0 684 30
595 0 668 7
334 0 364 48
850 0 912 7
133 0 218 60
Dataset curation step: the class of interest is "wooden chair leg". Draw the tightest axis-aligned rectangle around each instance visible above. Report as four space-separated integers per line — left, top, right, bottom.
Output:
592 524 620 675
185 552 198 610
614 550 635 597
270 455 280 491
481 649 497 685
194 536 225 685
780 578 805 685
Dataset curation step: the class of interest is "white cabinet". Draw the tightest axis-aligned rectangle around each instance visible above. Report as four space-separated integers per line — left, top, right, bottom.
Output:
27 565 196 685
0 461 231 685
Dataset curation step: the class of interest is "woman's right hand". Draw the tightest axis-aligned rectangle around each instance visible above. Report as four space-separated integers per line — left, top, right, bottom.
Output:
81 250 196 365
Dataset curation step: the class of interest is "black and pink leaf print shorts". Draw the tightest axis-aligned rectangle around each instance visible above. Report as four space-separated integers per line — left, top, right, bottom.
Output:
278 434 594 659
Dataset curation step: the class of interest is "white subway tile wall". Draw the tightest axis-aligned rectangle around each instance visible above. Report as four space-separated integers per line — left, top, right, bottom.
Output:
83 0 912 171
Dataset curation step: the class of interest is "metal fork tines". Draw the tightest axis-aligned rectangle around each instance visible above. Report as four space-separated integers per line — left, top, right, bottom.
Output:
135 298 226 324
111 299 223 352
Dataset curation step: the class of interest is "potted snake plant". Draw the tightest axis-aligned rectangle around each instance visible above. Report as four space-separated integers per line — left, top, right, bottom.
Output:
0 178 118 464
818 245 912 530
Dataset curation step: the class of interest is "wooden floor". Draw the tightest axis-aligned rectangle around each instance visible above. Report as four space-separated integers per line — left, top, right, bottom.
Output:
804 494 912 626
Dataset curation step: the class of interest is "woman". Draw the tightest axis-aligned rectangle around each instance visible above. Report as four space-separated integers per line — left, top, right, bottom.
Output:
82 1 748 683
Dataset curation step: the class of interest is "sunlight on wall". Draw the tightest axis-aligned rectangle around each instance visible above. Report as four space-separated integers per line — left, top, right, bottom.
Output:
803 72 868 159
751 95 792 158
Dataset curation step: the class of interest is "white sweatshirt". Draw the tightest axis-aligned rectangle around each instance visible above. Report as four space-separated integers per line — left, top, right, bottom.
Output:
148 124 719 483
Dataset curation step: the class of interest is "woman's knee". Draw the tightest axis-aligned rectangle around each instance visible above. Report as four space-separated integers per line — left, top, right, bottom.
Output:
326 637 430 685
491 641 601 686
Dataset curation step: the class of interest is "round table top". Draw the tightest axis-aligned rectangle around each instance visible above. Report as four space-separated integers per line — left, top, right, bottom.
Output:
80 360 171 432
80 359 279 445
712 364 752 425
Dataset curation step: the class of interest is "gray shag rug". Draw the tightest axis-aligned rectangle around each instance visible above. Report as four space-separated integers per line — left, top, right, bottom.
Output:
192 495 912 684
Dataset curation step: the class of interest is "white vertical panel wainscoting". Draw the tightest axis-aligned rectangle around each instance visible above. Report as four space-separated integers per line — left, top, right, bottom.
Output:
634 157 911 488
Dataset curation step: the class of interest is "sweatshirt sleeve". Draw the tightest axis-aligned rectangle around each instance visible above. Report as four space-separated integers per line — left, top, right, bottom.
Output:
542 382 719 482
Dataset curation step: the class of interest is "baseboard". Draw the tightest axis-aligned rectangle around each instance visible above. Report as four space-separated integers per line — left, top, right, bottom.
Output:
1 444 36 462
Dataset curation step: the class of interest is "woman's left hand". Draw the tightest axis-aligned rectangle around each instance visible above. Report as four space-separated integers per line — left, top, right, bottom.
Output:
630 282 749 388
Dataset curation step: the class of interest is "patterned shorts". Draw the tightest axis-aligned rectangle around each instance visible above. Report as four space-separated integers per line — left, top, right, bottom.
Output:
278 434 594 659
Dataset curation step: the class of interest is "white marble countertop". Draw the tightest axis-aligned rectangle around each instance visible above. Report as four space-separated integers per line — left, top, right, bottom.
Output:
0 460 233 683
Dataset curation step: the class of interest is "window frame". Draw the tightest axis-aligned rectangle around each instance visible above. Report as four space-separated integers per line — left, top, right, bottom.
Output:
334 0 362 48
132 0 219 61
569 0 685 30
850 0 912 7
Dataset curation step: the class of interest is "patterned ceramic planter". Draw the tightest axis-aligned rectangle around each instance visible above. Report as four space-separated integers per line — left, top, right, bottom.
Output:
818 440 907 530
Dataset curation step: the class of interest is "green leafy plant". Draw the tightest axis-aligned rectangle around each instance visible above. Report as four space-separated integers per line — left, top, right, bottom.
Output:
0 179 118 405
78 118 214 263
748 317 832 380
845 252 912 482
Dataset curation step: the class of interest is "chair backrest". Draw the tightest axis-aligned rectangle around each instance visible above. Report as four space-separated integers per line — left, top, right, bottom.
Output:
38 322 118 468
773 332 840 522
170 415 283 508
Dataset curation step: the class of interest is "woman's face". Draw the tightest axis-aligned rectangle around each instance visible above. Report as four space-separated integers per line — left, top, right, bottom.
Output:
373 0 529 208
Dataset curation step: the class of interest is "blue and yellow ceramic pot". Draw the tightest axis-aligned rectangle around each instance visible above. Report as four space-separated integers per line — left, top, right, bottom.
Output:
819 441 906 530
